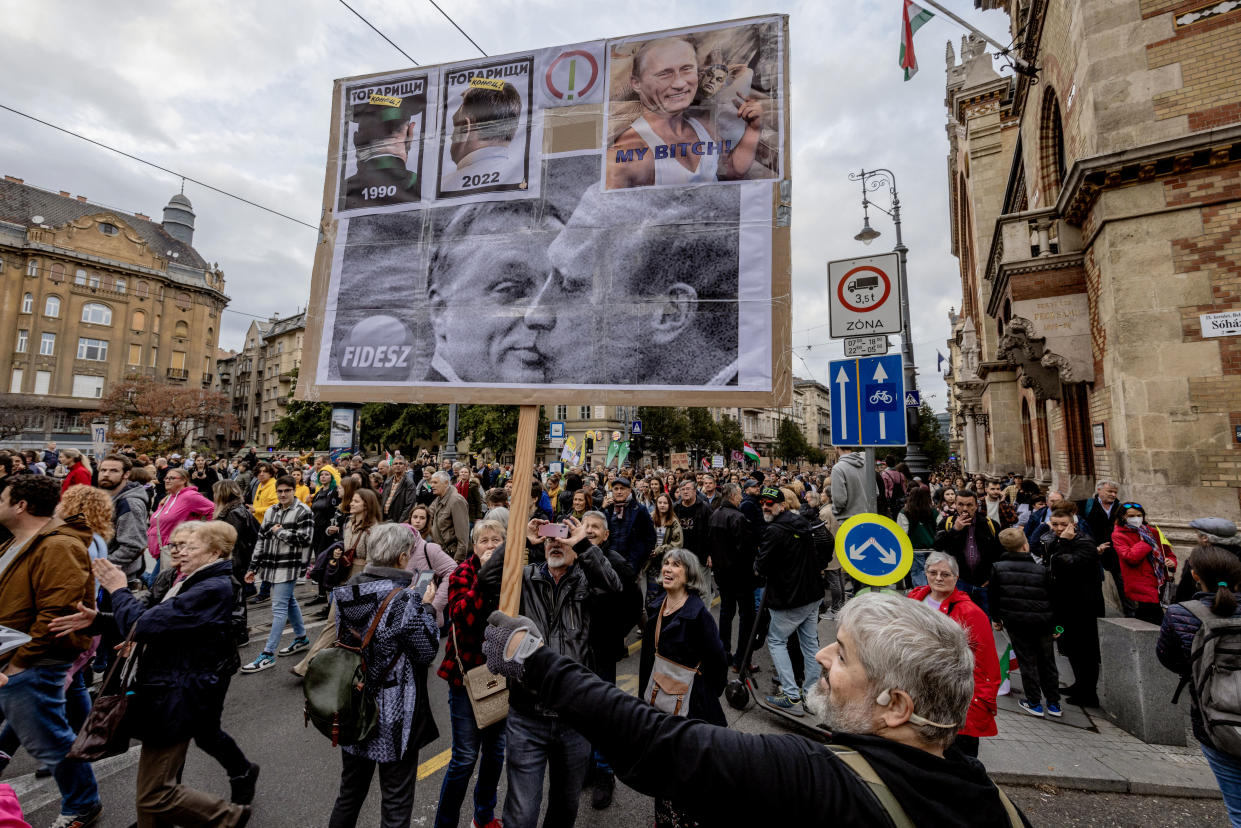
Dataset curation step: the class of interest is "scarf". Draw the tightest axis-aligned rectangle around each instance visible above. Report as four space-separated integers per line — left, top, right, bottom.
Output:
1136 523 1168 590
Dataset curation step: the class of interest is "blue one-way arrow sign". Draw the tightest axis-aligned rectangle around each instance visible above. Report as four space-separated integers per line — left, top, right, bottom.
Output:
830 355 906 447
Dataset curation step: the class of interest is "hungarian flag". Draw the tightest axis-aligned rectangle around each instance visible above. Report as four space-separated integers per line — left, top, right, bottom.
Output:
743 442 761 463
998 643 1018 696
900 0 935 81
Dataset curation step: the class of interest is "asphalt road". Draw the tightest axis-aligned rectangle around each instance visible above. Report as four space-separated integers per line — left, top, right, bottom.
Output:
9 582 1232 827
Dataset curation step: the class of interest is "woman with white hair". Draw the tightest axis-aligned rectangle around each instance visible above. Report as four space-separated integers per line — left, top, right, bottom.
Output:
906 551 1000 759
638 547 728 827
327 523 439 828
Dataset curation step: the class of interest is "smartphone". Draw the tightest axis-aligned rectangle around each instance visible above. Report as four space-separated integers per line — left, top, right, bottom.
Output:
538 523 570 539
412 570 435 592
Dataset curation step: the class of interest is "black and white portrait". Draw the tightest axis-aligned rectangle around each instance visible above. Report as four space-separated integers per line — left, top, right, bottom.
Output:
436 57 537 201
336 74 429 214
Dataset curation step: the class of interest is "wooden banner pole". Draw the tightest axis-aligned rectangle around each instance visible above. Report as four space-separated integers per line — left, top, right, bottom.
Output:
500 404 539 616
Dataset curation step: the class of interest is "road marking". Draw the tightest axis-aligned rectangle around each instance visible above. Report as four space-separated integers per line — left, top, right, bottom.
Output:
418 747 453 780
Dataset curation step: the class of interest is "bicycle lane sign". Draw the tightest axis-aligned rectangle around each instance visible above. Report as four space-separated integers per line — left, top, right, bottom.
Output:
829 354 906 448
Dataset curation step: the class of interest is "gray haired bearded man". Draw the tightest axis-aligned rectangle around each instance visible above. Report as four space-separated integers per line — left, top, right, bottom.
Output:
481 591 1030 826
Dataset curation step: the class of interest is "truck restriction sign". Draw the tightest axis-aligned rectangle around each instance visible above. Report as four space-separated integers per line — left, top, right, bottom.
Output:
827 253 902 339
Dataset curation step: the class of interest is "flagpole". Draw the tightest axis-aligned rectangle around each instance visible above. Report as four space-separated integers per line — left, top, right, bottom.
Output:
917 0 1033 73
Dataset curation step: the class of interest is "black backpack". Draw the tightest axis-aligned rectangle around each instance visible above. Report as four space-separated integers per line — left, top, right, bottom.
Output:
1173 601 1241 757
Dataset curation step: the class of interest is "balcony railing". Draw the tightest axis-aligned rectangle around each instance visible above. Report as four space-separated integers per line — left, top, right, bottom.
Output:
201 373 213 385
166 368 189 381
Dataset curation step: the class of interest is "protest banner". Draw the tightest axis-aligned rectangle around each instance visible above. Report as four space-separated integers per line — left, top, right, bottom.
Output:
300 15 792 408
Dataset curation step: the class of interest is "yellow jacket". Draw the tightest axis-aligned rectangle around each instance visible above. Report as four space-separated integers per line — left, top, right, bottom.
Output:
252 478 278 522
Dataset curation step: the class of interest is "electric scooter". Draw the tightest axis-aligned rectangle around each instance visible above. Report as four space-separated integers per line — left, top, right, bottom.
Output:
723 587 829 739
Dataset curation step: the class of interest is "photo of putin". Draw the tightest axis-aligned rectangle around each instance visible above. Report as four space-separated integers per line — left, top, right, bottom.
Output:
343 93 423 209
438 79 526 195
606 35 768 191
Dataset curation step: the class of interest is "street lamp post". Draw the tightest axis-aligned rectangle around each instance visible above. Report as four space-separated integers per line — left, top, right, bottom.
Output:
848 167 929 477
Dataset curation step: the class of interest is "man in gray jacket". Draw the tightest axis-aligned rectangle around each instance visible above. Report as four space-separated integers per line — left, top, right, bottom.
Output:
830 447 870 522
97 454 150 586
428 470 470 561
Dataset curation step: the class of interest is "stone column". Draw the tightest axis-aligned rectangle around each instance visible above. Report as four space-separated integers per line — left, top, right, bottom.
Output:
963 412 978 474
974 418 988 472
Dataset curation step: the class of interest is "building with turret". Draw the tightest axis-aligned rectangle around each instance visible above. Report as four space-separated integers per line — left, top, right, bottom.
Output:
943 1 1241 530
0 176 227 451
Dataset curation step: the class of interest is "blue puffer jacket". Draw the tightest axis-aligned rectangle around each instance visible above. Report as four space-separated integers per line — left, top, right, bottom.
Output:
1156 592 1241 748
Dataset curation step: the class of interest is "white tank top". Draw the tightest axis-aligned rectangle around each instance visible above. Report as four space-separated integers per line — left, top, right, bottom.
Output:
628 115 719 186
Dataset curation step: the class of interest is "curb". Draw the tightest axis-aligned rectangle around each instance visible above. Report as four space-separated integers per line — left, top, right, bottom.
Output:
990 770 1222 800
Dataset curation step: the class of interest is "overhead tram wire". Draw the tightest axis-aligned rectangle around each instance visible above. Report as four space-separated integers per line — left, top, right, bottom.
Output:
335 0 420 64
0 103 318 231
426 0 488 56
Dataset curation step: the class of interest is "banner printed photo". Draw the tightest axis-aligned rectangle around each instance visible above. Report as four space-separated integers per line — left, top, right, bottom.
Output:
318 151 772 391
436 56 540 202
603 18 784 191
335 73 431 215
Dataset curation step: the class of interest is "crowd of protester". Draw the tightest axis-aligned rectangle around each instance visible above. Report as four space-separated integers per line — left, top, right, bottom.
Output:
1 439 1240 825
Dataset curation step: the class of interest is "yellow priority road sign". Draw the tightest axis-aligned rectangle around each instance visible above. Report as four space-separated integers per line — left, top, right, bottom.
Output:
834 513 913 587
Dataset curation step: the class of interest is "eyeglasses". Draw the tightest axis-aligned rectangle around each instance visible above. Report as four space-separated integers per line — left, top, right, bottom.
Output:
926 570 957 580
276 488 294 494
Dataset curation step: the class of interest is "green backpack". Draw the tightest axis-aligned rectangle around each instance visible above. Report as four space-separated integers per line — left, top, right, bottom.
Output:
303 587 402 747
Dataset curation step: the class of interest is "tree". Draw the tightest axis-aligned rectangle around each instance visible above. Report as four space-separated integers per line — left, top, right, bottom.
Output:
272 400 331 451
359 403 446 455
683 408 720 461
915 403 950 468
716 415 744 459
774 418 811 465
100 376 234 456
632 406 690 467
0 394 51 441
456 405 548 459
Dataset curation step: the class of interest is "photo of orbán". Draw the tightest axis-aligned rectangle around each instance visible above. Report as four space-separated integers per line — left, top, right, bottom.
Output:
321 152 761 389
604 19 783 191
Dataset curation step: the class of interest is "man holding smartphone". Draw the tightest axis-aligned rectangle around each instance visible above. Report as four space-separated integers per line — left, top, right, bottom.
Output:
480 516 623 828
932 489 1002 617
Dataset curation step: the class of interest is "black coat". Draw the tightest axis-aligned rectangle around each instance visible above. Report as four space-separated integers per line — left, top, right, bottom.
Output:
638 594 727 726
673 499 713 566
708 501 757 592
520 648 1031 827
1047 535 1105 619
755 509 822 610
110 558 240 746
1078 497 1120 568
933 514 1003 587
988 553 1054 632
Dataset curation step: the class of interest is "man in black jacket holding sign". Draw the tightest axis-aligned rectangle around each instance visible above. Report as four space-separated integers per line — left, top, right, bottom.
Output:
481 591 1030 827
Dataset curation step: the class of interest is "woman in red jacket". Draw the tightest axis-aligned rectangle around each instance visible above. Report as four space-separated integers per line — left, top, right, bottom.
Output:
907 551 1000 759
1112 502 1176 625
58 447 93 493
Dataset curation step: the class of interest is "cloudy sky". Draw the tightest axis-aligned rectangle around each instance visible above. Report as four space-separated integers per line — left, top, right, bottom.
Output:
0 0 1012 413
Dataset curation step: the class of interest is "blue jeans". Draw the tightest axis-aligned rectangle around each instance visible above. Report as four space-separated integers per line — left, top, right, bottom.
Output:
911 551 929 587
1202 743 1241 825
766 600 822 701
0 663 100 816
502 707 591 828
263 579 305 655
434 685 506 828
958 579 990 617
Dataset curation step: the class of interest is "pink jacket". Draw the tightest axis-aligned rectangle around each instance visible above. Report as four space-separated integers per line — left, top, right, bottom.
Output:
147 486 214 557
404 528 456 627
0 784 30 827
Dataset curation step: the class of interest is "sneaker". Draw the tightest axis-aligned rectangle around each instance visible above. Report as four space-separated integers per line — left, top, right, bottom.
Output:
765 692 805 717
230 762 260 805
248 593 270 605
471 819 502 828
241 652 276 673
1018 699 1045 718
1046 703 1063 718
35 766 52 779
278 636 311 656
591 773 614 809
48 803 103 828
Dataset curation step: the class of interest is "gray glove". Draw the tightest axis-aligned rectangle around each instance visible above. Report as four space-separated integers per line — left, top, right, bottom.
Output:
482 610 544 681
